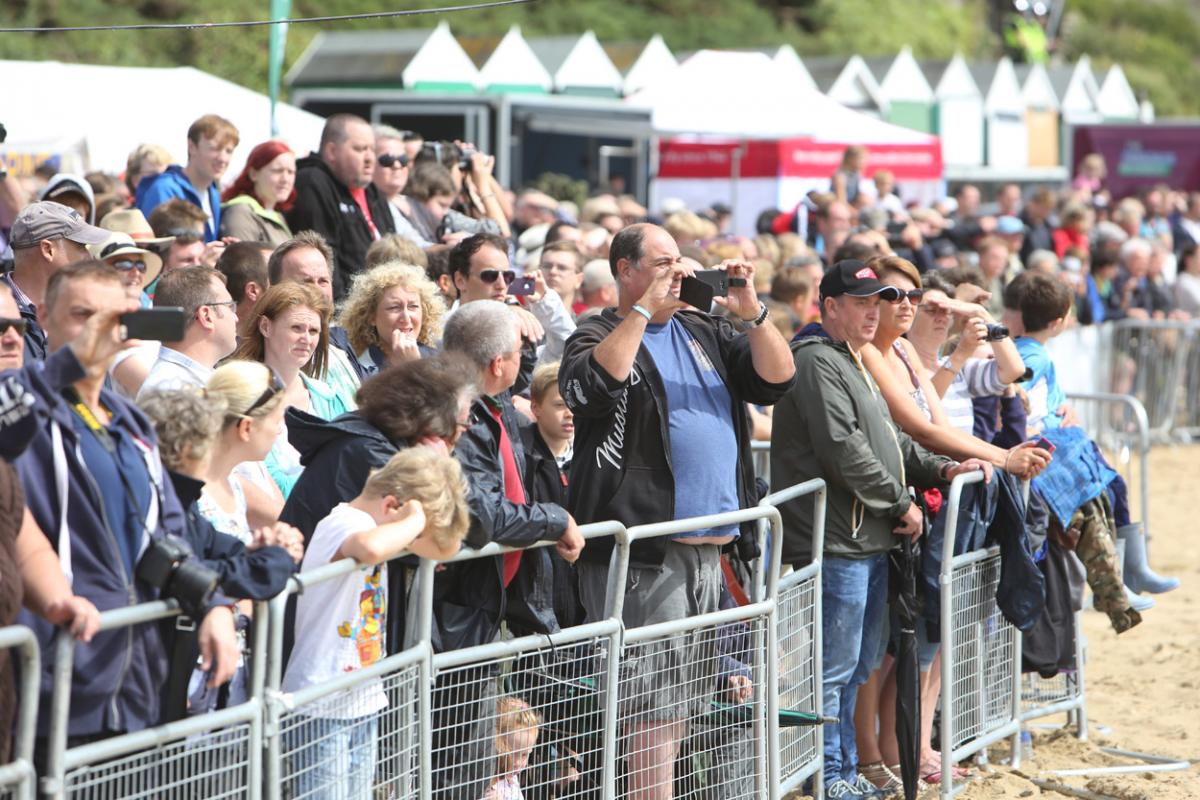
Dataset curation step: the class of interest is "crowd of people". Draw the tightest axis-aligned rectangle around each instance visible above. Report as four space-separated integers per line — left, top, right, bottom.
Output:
0 113 1187 800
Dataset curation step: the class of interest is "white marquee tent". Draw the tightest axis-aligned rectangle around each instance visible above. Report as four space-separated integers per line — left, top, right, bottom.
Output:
0 60 327 180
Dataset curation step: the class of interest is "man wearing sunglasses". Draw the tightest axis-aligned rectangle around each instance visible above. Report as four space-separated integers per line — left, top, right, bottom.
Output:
372 124 434 250
5 201 109 363
0 291 26 371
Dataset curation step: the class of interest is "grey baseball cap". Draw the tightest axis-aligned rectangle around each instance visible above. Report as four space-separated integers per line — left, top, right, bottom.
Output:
9 201 110 250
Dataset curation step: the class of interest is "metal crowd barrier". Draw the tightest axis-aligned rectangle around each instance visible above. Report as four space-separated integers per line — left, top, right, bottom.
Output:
760 481 827 798
937 471 1022 800
42 598 269 800
0 625 40 800
1107 319 1200 443
1065 391 1151 537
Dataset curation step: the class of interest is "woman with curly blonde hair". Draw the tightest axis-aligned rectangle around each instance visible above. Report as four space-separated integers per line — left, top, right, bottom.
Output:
336 261 447 376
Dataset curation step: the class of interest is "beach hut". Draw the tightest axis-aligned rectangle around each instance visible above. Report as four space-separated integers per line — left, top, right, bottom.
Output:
461 26 552 94
972 57 1028 169
286 22 479 93
603 34 677 96
805 55 888 118
1049 56 1102 125
1017 62 1061 167
875 47 937 133
527 31 624 96
1096 64 1141 122
767 45 818 93
925 55 985 167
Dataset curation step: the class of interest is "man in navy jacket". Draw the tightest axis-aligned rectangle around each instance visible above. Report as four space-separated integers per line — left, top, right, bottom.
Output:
0 261 238 746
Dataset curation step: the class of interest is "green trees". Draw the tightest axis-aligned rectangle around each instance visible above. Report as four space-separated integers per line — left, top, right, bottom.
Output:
0 0 1194 116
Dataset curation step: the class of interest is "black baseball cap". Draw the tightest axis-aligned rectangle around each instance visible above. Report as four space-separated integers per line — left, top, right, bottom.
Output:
819 259 902 303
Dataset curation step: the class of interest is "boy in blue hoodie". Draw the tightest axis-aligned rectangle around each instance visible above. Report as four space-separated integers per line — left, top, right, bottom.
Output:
136 114 239 243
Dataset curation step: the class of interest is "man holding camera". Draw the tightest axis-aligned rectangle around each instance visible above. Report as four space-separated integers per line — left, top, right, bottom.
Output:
0 260 238 751
559 223 795 797
287 113 395 301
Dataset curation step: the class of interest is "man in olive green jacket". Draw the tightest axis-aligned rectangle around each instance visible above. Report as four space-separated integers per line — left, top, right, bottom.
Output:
770 259 989 798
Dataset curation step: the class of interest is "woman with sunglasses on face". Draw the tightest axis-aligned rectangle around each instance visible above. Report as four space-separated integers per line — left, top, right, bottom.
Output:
854 254 1051 791
906 271 1028 435
371 124 434 249
220 141 296 247
203 361 290 540
335 262 445 376
89 231 163 308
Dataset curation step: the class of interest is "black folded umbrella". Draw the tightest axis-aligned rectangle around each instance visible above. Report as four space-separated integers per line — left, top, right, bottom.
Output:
890 531 924 800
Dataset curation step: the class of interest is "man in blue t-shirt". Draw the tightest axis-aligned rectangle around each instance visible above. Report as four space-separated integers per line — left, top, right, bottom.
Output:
560 223 796 797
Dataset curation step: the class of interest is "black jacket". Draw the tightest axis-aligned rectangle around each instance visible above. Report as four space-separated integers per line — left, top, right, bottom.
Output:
171 471 296 601
442 396 571 650
285 154 395 301
560 309 794 569
512 423 584 633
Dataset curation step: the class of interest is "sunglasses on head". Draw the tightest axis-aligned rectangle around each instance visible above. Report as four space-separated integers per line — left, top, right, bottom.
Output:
887 289 925 304
478 269 516 285
377 153 409 168
0 317 28 336
242 369 286 417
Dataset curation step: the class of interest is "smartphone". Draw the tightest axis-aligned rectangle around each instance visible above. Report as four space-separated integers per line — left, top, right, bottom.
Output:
120 307 187 342
689 269 749 296
509 276 537 296
678 275 715 309
1033 436 1057 454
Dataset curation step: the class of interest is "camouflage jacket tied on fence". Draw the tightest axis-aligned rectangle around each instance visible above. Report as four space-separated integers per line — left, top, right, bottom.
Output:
1051 492 1141 634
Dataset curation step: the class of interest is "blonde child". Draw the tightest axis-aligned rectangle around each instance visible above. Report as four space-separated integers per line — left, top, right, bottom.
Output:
487 696 542 800
283 448 470 799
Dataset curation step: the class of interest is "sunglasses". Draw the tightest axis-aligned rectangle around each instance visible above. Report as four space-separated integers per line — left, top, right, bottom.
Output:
110 259 148 273
242 369 286 417
477 269 516 285
887 289 925 304
0 317 28 336
377 153 409 168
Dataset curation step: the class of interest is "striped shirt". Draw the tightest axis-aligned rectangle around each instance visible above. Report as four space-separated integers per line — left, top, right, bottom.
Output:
940 357 1007 434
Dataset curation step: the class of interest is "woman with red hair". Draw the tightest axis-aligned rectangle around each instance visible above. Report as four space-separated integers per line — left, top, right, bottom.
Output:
220 140 296 246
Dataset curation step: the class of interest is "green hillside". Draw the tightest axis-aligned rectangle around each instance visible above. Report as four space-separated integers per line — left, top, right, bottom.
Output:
1 0 1197 116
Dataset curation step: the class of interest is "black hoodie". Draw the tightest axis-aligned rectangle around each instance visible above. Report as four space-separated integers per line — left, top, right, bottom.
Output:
285 154 395 301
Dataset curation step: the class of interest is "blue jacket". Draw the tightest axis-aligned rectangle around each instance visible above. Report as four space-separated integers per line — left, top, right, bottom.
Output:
134 165 221 242
0 348 208 736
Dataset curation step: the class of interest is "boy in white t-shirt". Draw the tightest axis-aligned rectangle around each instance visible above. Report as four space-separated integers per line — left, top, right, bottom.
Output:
282 448 470 799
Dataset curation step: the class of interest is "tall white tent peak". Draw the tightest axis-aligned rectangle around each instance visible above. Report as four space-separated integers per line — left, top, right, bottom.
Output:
1097 63 1140 119
880 47 934 103
772 44 817 93
1018 62 1059 110
829 55 887 114
401 22 480 89
934 54 981 100
551 31 624 93
479 26 553 91
623 34 677 96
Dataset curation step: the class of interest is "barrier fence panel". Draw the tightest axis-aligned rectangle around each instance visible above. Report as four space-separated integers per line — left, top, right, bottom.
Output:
608 501 797 800
1065 392 1150 536
760 481 827 797
0 625 40 800
43 599 267 800
938 472 1023 800
262 557 428 800
409 523 628 800
1107 319 1199 443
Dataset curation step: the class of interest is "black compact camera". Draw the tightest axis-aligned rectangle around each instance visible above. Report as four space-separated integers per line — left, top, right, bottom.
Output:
985 323 1009 341
457 144 477 169
136 534 219 619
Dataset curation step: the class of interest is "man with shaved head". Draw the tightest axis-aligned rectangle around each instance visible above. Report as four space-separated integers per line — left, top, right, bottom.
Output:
287 113 395 300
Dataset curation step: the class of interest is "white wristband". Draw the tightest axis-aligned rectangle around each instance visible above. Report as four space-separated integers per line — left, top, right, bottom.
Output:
631 304 653 322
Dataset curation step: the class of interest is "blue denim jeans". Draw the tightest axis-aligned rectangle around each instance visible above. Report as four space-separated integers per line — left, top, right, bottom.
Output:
286 714 378 800
821 553 889 785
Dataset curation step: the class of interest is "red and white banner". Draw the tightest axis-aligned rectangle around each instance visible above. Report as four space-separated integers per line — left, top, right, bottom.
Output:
658 138 943 181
